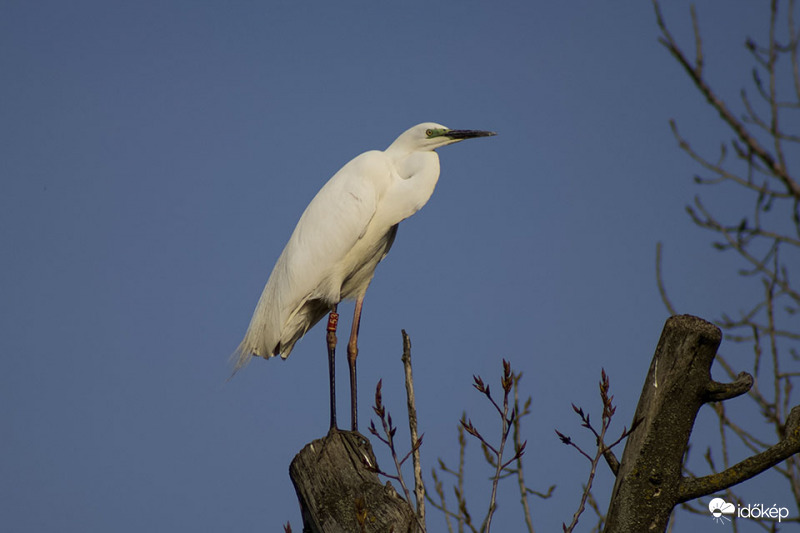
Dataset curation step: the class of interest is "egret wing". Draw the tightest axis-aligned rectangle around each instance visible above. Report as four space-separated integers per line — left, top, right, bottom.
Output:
235 150 392 365
279 150 390 303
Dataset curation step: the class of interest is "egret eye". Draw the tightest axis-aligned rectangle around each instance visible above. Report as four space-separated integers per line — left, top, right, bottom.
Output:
425 129 433 137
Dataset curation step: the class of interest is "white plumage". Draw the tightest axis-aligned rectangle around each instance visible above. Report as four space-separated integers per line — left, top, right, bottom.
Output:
233 122 495 396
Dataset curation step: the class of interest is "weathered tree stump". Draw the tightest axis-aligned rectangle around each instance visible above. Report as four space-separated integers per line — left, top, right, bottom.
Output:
289 429 416 533
603 314 800 532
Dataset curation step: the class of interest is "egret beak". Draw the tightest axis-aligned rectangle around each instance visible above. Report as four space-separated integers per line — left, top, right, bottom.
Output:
445 129 497 140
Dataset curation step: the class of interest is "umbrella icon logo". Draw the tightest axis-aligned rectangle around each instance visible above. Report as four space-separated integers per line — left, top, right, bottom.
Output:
709 497 736 524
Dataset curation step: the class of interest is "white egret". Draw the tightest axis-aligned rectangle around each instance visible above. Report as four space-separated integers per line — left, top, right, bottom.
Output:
233 122 495 431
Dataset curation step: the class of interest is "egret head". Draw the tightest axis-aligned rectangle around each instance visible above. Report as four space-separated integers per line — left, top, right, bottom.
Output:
388 122 496 153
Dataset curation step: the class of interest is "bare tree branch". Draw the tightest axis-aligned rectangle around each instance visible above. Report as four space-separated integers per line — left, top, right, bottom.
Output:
680 405 800 502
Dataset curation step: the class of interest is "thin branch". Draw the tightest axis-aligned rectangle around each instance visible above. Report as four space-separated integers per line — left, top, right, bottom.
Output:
368 380 427 533
401 330 426 527
654 0 800 197
462 360 526 533
656 242 678 315
558 370 636 532
511 373 536 533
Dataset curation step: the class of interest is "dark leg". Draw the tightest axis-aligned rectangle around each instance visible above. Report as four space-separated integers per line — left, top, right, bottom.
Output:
326 306 339 431
347 296 364 431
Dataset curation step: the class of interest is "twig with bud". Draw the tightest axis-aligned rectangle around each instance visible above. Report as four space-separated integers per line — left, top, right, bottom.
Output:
556 369 640 533
461 359 528 533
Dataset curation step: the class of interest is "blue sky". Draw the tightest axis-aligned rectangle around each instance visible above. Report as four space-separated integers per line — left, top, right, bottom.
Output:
1 1 793 531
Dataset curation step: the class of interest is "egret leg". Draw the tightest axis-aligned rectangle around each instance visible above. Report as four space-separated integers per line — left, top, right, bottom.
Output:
347 296 364 431
326 306 339 431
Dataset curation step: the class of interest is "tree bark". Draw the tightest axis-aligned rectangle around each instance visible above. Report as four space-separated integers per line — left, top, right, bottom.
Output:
603 314 751 532
289 429 417 533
